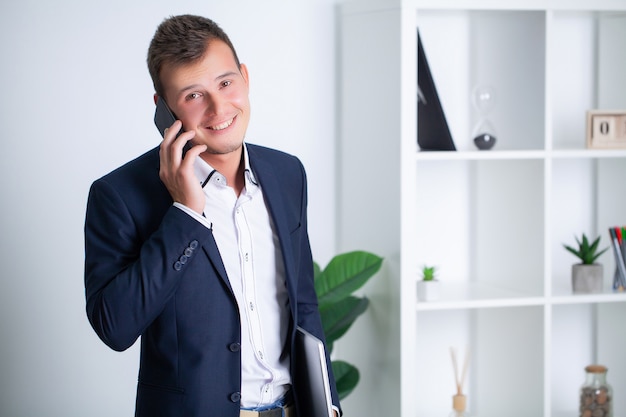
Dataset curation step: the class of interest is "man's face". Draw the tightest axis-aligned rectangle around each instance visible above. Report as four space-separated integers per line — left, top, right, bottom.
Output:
160 40 250 157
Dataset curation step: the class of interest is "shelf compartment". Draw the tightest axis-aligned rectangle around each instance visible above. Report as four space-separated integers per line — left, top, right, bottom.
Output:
417 9 545 152
550 11 626 151
551 302 626 415
415 306 544 417
415 158 545 298
551 158 626 296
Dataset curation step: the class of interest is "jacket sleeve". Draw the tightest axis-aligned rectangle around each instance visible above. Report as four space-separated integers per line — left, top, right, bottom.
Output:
84 177 212 351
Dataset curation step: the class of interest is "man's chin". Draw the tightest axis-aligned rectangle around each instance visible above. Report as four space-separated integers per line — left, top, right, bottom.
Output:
201 141 244 156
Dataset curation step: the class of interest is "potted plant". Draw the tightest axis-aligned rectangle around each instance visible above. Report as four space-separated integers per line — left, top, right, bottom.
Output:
417 265 440 301
314 250 383 399
563 233 609 293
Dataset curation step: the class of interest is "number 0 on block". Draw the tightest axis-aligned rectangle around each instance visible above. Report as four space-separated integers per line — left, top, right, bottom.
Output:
587 110 626 149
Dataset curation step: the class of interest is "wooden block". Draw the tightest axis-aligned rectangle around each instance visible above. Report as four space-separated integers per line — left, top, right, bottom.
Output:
586 110 626 149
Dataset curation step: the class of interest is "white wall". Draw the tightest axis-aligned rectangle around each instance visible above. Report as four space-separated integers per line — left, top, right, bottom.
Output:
0 1 340 415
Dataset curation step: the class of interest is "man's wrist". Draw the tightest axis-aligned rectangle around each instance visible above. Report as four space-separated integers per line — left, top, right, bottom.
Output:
173 202 212 230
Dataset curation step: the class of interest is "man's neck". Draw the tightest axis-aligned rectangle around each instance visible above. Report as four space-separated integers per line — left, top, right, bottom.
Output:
200 147 245 196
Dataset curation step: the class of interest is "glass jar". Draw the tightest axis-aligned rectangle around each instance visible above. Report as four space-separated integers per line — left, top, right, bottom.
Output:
579 365 613 417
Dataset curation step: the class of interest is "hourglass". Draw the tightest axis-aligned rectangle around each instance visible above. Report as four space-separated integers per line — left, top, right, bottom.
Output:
471 85 497 150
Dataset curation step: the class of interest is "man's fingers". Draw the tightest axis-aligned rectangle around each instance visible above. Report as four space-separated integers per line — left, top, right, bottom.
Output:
159 121 182 166
160 122 194 167
161 120 183 145
183 142 207 160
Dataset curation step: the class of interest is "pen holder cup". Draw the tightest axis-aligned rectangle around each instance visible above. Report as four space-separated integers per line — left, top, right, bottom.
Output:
614 267 626 291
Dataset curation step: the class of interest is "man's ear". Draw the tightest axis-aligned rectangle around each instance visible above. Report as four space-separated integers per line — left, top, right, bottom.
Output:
239 63 249 86
153 94 159 105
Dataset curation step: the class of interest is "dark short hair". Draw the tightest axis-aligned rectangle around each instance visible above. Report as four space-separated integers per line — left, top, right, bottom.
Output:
147 14 241 97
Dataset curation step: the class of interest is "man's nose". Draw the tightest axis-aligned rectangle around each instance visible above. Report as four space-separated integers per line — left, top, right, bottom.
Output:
204 94 225 116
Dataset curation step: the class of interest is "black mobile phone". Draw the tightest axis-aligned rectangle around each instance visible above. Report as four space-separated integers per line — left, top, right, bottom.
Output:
154 96 192 157
154 96 181 138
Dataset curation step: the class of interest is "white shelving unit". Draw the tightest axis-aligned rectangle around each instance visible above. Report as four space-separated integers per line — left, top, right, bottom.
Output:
337 1 626 416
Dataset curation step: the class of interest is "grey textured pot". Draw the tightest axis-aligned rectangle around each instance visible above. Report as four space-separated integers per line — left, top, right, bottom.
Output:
572 263 603 294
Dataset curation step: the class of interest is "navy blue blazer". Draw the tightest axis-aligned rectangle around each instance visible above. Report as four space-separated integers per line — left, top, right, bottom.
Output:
84 144 340 417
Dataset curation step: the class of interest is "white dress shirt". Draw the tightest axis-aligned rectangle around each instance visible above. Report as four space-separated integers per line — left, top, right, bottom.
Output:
174 144 291 407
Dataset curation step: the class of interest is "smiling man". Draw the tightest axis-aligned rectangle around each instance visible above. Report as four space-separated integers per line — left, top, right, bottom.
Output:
84 14 340 417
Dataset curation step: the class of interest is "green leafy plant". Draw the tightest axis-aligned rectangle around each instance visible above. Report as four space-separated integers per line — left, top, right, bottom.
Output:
563 233 609 265
421 265 437 281
314 250 383 400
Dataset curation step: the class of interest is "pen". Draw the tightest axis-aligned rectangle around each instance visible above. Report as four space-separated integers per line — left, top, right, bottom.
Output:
621 226 626 288
609 227 626 290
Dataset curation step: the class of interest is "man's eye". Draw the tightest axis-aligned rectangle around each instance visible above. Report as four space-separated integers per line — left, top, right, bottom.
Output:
187 92 201 100
221 80 232 88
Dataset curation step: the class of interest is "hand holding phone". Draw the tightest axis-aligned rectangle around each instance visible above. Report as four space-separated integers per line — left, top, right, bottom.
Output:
154 96 206 214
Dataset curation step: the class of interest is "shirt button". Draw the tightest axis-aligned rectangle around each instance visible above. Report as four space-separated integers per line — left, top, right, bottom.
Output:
230 392 241 403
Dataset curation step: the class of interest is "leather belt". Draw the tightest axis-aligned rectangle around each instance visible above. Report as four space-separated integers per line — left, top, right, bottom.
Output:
240 403 295 417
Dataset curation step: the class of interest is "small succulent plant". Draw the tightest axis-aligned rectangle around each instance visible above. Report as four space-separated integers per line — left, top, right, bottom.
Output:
563 234 608 265
421 265 437 281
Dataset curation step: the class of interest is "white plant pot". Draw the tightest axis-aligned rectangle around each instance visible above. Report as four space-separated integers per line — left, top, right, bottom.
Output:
417 280 440 301
572 263 603 294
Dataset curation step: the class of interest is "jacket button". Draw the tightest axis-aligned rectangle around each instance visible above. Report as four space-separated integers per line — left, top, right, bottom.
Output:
230 392 241 403
189 240 198 249
184 247 193 257
173 261 182 271
229 342 240 352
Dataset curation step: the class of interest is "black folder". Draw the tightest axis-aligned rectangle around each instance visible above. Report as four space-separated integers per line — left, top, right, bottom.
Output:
417 31 456 151
294 327 334 417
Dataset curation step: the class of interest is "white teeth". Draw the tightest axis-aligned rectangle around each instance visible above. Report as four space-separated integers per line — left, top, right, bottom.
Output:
209 118 234 131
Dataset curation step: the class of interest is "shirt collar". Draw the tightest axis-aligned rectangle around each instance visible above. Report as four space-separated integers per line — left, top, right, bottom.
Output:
242 145 259 187
193 143 259 190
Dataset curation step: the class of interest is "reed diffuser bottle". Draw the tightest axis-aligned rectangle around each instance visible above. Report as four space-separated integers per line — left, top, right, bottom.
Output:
449 347 470 417
450 393 468 417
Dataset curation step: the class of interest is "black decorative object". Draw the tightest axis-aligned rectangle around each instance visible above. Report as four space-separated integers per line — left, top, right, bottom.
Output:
474 133 496 150
417 30 456 151
471 85 497 150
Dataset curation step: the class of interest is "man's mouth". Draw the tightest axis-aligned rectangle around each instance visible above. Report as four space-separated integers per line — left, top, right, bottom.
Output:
208 117 234 131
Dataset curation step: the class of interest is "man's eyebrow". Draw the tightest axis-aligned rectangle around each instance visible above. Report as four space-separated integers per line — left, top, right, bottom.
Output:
216 70 239 80
178 84 203 95
177 71 240 95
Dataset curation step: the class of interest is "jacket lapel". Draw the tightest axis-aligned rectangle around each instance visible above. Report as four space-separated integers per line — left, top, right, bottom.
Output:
201 229 234 295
